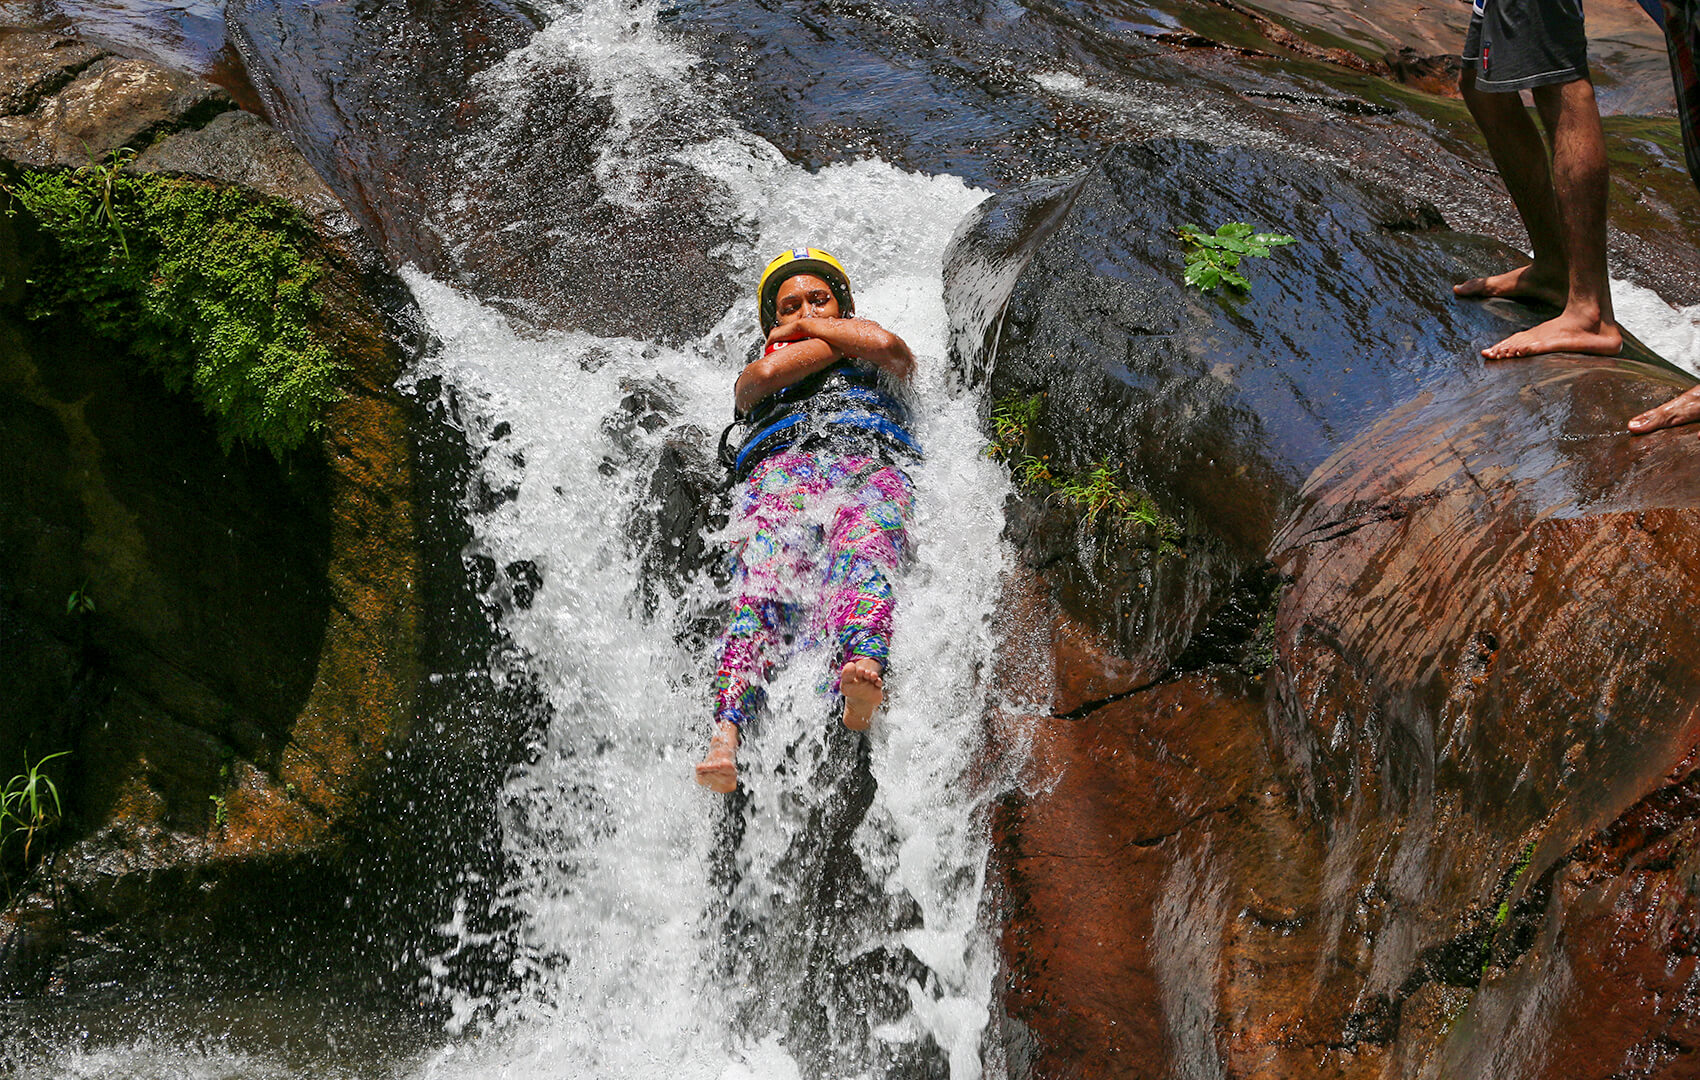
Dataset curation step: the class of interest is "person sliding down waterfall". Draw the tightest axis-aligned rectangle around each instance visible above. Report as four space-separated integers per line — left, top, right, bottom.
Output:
694 247 919 794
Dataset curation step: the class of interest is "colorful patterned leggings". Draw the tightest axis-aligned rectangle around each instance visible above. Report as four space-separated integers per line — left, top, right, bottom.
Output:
713 448 915 727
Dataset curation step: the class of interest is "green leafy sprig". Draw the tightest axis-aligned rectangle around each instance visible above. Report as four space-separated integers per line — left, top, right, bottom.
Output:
985 393 1182 549
1177 222 1295 293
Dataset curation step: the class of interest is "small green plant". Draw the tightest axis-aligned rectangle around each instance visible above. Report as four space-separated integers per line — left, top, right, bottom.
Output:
984 392 1182 548
209 793 228 829
1054 461 1172 531
72 146 137 257
65 582 96 616
1 751 69 864
1247 593 1280 674
1493 840 1539 930
1177 222 1295 293
988 393 1045 461
1479 838 1541 978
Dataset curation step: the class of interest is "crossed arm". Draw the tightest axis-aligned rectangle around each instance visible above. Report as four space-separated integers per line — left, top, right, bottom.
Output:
734 316 916 416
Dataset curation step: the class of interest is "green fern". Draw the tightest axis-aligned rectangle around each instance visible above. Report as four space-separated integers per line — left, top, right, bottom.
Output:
1 751 69 864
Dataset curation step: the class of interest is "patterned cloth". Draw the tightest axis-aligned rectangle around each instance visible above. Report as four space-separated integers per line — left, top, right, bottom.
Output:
712 447 914 727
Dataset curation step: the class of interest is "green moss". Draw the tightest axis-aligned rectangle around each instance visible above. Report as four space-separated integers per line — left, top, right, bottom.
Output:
1492 839 1538 930
2 156 344 457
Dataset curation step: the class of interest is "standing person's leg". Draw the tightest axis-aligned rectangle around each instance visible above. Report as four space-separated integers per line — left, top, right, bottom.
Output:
1481 77 1621 358
696 451 826 793
1453 0 1620 358
816 459 914 732
1454 66 1570 307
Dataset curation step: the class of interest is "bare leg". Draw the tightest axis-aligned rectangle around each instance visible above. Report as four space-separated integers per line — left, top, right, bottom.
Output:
694 721 739 793
1480 79 1621 359
1455 68 1568 307
840 658 884 732
1629 385 1700 435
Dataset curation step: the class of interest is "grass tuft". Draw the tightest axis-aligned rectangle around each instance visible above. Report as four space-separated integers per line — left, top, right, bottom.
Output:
986 392 1181 549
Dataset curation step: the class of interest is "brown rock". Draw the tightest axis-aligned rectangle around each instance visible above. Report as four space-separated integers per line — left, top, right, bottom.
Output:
962 139 1700 1078
1384 47 1463 98
994 665 1316 1079
0 29 106 118
133 109 347 228
0 54 232 168
0 46 420 952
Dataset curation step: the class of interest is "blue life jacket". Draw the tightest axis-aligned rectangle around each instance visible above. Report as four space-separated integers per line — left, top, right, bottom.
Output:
720 359 921 482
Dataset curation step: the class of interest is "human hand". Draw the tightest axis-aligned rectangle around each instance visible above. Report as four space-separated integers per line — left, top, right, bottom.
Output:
1628 385 1700 436
767 322 806 345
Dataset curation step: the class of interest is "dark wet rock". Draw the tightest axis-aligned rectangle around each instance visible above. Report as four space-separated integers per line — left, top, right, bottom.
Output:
0 52 232 168
636 429 726 608
666 0 1700 304
227 0 739 341
958 138 1700 1077
956 138 1547 673
0 45 447 989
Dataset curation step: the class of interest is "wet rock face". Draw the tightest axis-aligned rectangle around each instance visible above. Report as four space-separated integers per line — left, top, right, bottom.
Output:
0 30 234 168
665 0 1700 305
959 139 1700 1078
227 0 741 342
0 30 106 117
1 46 423 975
958 139 1529 674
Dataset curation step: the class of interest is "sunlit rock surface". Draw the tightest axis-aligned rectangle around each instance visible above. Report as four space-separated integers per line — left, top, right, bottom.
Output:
954 140 1700 1078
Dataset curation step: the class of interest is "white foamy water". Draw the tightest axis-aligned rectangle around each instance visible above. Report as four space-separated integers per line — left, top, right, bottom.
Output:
403 143 1005 1075
1614 276 1700 376
395 4 1011 1072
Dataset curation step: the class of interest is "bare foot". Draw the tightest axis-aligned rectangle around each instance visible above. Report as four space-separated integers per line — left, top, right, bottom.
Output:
1480 310 1621 360
1453 263 1566 307
694 721 740 793
1629 385 1700 436
840 658 884 732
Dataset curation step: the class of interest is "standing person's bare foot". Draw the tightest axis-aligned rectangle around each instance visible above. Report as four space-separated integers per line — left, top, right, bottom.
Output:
1629 385 1700 436
1453 263 1567 306
1480 309 1621 360
694 721 740 793
840 658 884 732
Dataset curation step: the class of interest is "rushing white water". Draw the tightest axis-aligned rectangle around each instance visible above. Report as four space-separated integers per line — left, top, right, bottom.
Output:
403 150 1006 1076
394 4 1013 1074
1614 277 1700 377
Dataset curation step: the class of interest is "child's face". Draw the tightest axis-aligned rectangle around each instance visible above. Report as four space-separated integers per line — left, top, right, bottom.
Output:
773 274 842 327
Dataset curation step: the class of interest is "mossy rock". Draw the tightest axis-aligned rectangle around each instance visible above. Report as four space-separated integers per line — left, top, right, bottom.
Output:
3 163 346 457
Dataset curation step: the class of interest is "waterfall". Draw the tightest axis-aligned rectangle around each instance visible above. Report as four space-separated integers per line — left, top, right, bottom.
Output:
400 5 1016 1077
17 0 1700 1077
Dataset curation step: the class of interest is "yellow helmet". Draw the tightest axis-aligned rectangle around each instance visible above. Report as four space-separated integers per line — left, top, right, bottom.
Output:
757 246 854 332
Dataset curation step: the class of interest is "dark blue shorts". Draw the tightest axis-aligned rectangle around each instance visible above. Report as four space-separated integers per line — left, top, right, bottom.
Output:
1463 0 1591 92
